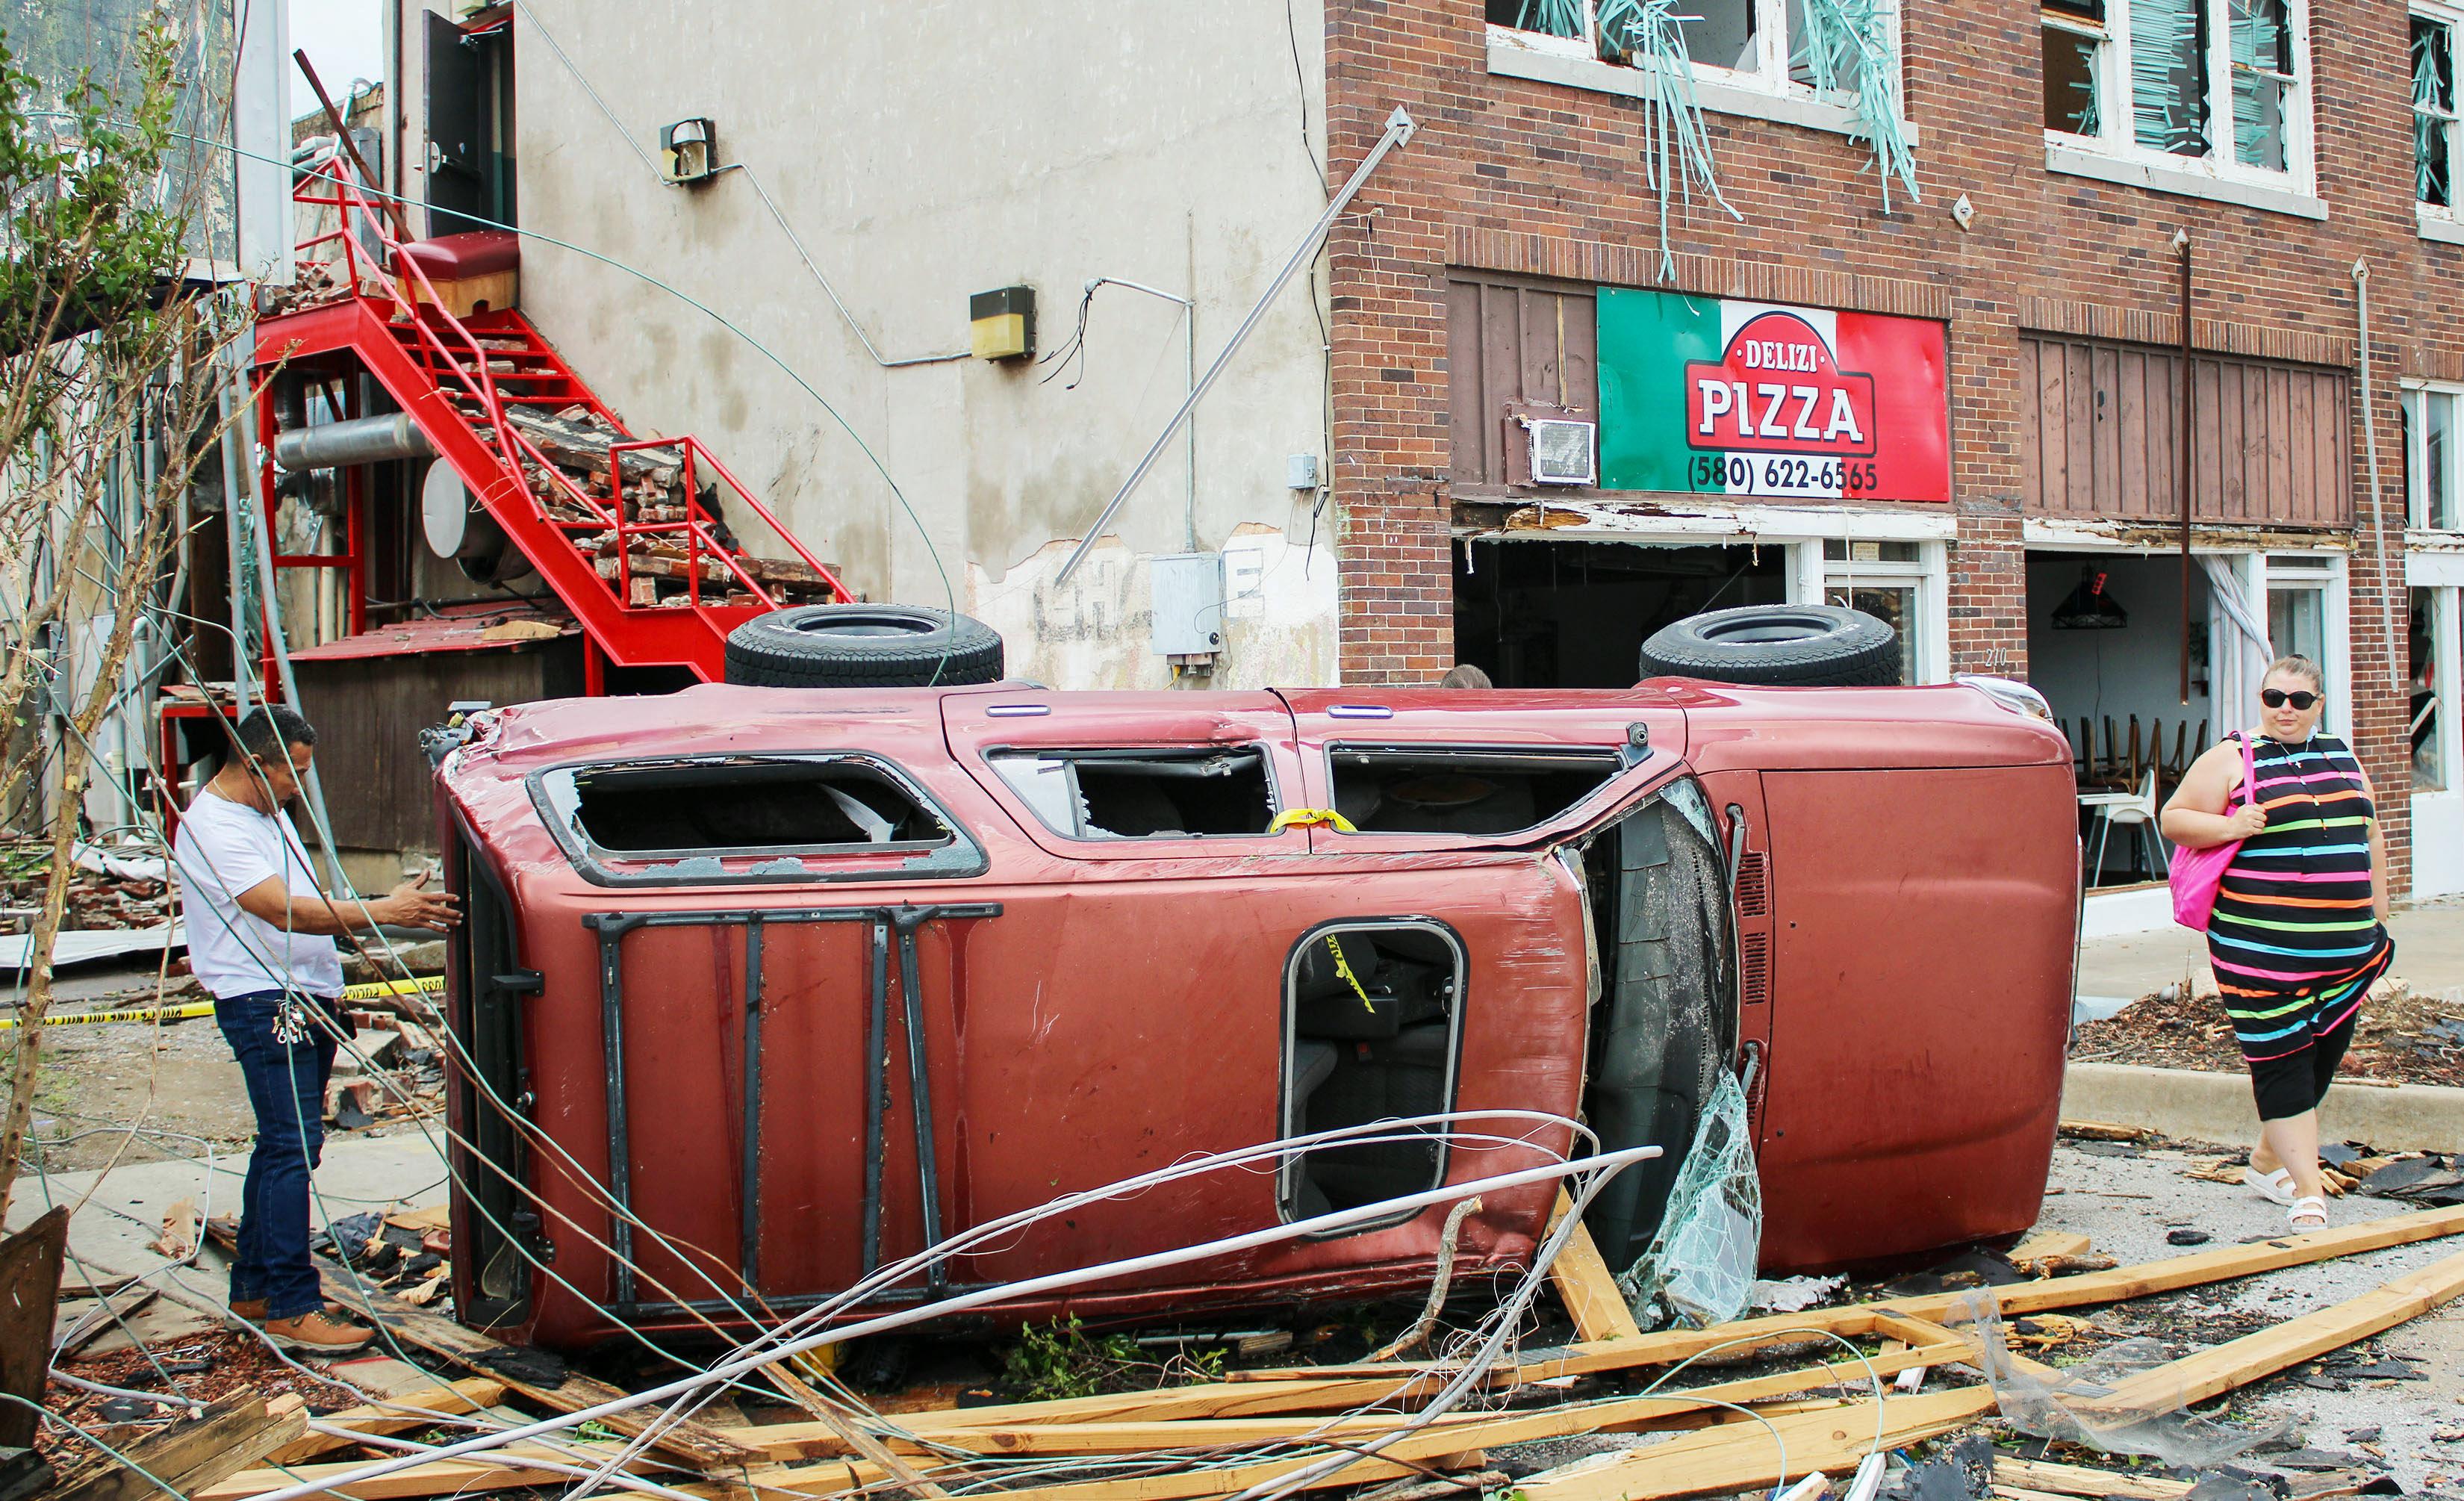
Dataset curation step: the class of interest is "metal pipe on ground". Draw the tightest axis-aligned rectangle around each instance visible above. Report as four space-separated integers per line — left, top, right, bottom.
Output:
272 412 435 471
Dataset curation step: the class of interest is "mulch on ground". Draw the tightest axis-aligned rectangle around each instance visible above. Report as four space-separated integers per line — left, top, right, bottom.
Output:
2071 978 2464 1088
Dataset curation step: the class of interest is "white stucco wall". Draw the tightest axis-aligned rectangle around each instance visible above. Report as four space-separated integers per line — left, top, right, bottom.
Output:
508 1 1335 687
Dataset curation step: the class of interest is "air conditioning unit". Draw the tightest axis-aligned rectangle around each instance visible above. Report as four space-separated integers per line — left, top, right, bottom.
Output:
1522 415 1596 486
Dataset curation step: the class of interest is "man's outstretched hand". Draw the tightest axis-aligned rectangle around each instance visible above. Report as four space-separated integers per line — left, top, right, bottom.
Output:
377 870 462 931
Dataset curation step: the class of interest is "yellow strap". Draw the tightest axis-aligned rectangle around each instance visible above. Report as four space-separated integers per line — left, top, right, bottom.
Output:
1323 935 1375 1012
1268 807 1357 834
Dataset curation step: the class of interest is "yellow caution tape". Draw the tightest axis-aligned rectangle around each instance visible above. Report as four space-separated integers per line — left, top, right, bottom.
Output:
1267 807 1357 834
1322 935 1375 1013
0 1001 217 1030
339 975 444 1002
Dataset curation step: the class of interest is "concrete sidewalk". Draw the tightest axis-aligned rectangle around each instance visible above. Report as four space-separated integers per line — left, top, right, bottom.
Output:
2078 893 2464 1010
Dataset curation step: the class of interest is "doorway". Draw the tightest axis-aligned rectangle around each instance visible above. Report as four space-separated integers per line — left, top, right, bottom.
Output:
2414 584 2463 899
426 13 515 236
2024 551 2213 888
1453 538 1790 689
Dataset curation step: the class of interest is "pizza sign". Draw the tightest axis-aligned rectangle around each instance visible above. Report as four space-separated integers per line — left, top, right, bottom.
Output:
1597 290 1950 502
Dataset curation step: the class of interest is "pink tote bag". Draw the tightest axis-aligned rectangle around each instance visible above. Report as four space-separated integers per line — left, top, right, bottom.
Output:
2169 732 2259 931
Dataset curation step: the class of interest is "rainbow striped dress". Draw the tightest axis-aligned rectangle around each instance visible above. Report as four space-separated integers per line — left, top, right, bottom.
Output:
2207 731 2393 1063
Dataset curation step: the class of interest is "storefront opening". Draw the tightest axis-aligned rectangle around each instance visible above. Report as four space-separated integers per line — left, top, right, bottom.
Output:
1453 539 1788 689
2025 551 2215 889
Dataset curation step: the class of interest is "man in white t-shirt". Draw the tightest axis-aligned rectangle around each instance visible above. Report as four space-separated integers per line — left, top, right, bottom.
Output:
171 706 458 1353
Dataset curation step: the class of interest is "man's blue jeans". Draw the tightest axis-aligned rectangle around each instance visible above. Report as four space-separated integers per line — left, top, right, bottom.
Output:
214 989 341 1321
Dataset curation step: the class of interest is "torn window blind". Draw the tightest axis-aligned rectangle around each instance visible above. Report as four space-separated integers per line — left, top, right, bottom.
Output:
2041 0 2105 137
1595 0 1743 281
2131 0 2209 157
2418 16 2456 207
1791 0 1920 210
2228 0 2292 172
1497 0 1587 40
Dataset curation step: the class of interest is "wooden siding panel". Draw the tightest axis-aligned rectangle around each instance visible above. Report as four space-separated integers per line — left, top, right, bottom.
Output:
1447 272 1600 491
2021 332 2350 529
2018 338 2043 509
1446 279 1487 487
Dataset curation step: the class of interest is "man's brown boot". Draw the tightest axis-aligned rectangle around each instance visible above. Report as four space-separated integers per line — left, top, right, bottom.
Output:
228 1297 267 1323
261 1309 376 1354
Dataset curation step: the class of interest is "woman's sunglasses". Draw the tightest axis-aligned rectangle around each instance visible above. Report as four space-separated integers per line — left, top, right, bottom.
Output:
2261 689 2319 710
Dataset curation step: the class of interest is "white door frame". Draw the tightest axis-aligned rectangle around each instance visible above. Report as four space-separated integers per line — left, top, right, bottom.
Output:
2409 557 2464 900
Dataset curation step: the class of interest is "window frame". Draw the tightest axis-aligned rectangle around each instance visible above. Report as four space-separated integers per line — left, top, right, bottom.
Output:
1277 916 1469 1234
2040 0 2318 202
1321 742 1632 839
1820 538 1932 684
2404 382 2464 532
982 744 1287 843
2419 7 2464 240
527 752 987 888
1484 0 1914 141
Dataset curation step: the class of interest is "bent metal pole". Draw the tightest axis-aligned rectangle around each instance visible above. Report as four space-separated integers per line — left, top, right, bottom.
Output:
242 1142 1660 1501
1052 106 1419 588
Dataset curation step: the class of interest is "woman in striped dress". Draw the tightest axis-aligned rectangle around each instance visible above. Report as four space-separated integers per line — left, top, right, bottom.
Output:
2161 656 2394 1230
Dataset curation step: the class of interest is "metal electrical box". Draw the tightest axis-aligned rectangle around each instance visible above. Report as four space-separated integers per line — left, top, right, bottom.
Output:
1150 552 1226 657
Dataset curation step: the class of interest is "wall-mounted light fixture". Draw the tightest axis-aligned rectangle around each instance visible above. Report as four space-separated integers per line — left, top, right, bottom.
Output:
970 286 1036 361
660 119 719 185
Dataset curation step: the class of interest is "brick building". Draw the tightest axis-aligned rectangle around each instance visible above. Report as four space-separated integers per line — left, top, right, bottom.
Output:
343 3 2455 923
1321 0 2464 918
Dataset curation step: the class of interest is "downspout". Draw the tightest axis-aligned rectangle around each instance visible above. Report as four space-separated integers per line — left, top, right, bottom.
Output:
2353 261 2407 690
2177 229 2193 707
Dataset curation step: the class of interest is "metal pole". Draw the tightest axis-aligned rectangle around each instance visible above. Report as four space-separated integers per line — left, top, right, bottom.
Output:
1054 106 1417 587
2177 231 2193 707
2353 261 2407 691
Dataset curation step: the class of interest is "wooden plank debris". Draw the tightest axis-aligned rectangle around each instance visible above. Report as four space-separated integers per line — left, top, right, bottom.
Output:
317 1268 761 1472
57 1393 307 1501
1544 1190 1644 1343
264 1376 508 1464
1516 1389 1996 1501
1993 1458 2193 1501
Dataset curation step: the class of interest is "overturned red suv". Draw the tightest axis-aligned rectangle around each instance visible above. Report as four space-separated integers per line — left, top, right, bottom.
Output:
432 606 2080 1349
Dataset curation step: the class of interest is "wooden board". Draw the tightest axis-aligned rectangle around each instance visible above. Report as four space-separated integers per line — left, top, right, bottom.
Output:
317 1268 760 1472
197 1443 620 1501
58 1394 306 1501
1994 1458 2193 1501
1233 1205 2464 1388
2088 1244 2464 1416
2007 1229 2093 1263
264 1376 506 1464
1544 1190 1644 1343
1515 1389 1995 1501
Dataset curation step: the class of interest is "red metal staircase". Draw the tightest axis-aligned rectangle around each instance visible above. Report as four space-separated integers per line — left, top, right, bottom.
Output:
258 163 850 685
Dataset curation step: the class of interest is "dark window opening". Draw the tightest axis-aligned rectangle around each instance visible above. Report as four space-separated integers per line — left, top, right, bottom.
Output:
449 832 529 1326
2043 20 2103 134
1454 538 1788 689
988 748 1277 839
1331 748 1621 836
1283 923 1464 1225
567 759 950 854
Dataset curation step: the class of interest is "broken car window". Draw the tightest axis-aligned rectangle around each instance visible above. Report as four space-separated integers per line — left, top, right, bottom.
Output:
1328 748 1620 836
1284 922 1464 1225
986 748 1278 839
559 757 952 854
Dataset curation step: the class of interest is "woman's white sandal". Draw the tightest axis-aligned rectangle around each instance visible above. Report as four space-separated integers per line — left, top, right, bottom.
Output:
2289 1195 2329 1229
2243 1166 2296 1206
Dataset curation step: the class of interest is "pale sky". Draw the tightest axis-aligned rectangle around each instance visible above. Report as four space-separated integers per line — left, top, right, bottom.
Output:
287 0 387 114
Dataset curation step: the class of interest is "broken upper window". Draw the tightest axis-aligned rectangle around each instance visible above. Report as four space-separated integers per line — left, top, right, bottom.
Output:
2042 0 2106 135
1329 748 1620 836
2049 0 2311 183
561 758 953 854
987 748 1278 840
2420 12 2460 211
1489 0 1902 102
